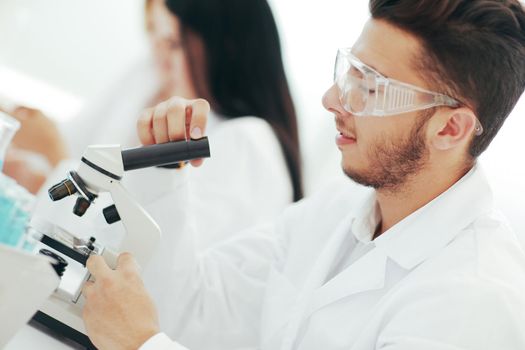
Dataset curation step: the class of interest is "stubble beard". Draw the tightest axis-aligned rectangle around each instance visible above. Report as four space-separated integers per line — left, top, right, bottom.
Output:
343 116 430 193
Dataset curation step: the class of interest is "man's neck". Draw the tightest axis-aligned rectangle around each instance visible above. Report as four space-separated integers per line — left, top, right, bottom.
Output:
373 163 473 238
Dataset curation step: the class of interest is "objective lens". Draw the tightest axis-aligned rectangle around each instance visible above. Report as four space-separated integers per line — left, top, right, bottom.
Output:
48 179 77 201
73 197 91 217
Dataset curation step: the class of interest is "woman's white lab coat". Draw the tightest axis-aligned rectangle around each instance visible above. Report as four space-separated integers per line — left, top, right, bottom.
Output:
139 165 525 350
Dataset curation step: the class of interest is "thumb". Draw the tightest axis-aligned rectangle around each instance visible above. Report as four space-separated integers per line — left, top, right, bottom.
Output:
117 252 141 275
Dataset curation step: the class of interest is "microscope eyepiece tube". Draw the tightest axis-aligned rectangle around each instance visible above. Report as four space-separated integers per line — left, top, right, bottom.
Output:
121 137 211 171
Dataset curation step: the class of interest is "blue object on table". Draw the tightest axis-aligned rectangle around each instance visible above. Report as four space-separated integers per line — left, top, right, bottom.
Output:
0 111 34 249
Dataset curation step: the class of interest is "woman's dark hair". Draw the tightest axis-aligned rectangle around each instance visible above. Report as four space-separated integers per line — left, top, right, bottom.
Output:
370 0 525 159
154 0 303 201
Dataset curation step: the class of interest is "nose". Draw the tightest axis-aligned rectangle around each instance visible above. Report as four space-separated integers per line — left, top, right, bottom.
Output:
322 84 347 116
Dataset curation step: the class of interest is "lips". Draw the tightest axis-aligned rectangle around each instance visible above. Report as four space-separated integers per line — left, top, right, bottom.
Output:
335 117 356 137
336 124 357 139
334 117 357 146
336 131 357 146
337 129 356 140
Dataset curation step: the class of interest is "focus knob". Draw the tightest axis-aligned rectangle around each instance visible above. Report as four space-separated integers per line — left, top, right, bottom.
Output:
103 204 121 224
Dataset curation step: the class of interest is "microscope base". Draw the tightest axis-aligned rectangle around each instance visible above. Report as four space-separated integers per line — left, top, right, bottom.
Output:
31 311 96 350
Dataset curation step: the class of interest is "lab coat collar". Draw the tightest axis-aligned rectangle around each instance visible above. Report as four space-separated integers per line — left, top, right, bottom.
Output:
374 163 494 269
306 164 493 317
351 193 380 244
303 197 384 317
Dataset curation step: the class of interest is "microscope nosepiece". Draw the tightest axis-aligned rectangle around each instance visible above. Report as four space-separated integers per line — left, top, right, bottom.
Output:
48 179 77 201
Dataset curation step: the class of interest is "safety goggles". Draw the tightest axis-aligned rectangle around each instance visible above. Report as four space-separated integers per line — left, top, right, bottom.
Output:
334 48 483 135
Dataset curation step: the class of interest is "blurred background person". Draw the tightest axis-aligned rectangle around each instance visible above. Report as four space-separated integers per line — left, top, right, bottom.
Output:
4 0 303 250
0 105 67 194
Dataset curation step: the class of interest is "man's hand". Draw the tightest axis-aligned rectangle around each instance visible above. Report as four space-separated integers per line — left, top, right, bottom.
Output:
83 253 160 350
137 97 210 167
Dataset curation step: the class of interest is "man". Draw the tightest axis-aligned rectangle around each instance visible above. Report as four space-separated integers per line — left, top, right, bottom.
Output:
82 0 525 349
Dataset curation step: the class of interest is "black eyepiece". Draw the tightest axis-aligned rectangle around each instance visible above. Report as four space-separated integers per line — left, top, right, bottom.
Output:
48 179 77 201
73 197 91 217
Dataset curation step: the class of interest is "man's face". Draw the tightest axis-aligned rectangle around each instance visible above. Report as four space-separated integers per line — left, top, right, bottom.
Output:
323 19 433 191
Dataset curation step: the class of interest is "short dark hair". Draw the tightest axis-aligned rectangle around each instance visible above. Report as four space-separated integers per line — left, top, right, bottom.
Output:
370 0 525 158
165 0 303 201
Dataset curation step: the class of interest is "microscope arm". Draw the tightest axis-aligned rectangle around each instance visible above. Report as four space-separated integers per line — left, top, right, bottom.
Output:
107 181 160 267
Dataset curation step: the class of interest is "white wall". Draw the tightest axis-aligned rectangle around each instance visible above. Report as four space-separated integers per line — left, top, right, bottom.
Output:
0 0 148 119
267 0 369 193
0 0 523 232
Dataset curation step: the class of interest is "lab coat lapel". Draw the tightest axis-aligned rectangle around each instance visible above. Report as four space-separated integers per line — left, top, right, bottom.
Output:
304 213 358 291
279 213 356 350
307 247 387 315
305 191 386 315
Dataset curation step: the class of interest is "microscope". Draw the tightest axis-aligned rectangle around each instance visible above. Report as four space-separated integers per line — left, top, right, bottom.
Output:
30 138 210 349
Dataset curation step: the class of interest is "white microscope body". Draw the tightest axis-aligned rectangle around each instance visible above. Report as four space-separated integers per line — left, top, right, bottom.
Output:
33 138 210 349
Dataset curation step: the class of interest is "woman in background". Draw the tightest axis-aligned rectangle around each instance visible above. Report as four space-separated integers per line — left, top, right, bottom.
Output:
7 0 302 248
6 1 301 346
0 1 306 348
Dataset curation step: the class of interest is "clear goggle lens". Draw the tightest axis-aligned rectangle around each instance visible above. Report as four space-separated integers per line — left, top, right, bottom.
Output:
335 50 371 115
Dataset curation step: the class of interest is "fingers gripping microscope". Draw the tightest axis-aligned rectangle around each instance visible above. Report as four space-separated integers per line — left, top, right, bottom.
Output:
31 138 210 349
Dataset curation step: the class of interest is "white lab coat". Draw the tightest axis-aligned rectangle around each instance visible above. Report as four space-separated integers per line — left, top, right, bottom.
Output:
139 164 525 350
35 58 293 250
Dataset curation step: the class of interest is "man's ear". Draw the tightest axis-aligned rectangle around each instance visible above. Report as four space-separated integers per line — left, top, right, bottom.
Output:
429 108 478 151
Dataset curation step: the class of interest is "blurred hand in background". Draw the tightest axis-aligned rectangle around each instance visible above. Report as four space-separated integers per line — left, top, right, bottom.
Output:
0 105 68 193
